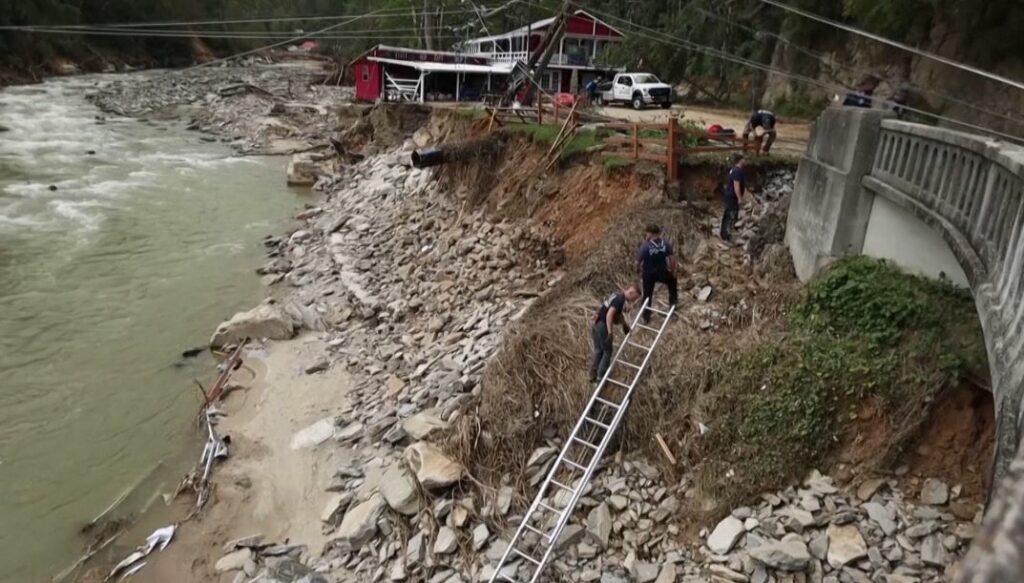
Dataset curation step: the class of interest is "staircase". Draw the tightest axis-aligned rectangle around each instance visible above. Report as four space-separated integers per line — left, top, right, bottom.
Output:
488 299 676 582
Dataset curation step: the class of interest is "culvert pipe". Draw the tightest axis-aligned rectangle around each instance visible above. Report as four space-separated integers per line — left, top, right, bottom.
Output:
411 147 445 168
411 136 505 168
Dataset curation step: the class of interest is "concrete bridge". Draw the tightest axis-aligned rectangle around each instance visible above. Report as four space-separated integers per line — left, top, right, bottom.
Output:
785 107 1024 580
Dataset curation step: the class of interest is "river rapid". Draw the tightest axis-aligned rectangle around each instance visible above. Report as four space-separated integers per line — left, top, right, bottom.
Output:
0 74 304 582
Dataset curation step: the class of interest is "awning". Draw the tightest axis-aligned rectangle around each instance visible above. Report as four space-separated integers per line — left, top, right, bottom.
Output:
368 57 515 75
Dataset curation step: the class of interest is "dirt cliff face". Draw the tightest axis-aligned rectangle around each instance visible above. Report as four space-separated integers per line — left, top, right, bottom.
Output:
762 10 1024 136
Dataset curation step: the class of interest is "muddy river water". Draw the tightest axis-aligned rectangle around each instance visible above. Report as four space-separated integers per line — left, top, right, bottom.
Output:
0 75 304 581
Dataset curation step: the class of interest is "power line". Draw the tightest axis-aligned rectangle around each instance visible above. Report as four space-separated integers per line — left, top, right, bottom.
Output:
686 3 1024 130
565 2 1024 143
177 9 385 74
760 0 1024 93
6 27 464 40
0 5 502 30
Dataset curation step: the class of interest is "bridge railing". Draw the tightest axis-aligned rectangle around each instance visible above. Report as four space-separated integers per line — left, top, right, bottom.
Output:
869 121 1024 302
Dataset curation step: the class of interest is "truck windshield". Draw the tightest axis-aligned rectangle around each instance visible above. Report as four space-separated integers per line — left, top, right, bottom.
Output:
632 74 660 84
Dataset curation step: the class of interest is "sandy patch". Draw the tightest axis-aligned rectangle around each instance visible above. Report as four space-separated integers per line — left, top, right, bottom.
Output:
136 335 352 582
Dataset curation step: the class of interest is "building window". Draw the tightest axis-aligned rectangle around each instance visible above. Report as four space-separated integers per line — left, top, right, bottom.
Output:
362 65 370 82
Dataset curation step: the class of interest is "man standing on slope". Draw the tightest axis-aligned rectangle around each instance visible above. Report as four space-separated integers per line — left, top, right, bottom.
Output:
590 284 640 382
636 224 679 324
722 153 747 242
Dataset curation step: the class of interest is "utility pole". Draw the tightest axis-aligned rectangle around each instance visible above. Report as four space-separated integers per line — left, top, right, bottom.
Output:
502 0 571 105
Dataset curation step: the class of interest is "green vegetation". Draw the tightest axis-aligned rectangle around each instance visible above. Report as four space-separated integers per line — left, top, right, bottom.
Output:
507 123 607 160
602 156 634 170
699 257 985 496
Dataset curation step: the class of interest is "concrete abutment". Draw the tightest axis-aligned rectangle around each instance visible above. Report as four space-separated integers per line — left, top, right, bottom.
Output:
786 105 1024 580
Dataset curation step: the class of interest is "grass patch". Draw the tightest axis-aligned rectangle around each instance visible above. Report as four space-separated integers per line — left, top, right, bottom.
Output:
452 106 488 120
698 256 985 501
603 156 634 169
507 123 607 159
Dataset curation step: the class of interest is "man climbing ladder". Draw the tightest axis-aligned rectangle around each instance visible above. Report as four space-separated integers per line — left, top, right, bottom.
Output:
487 298 676 583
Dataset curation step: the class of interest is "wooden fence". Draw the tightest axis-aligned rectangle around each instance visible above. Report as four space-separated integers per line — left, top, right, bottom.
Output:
601 118 762 181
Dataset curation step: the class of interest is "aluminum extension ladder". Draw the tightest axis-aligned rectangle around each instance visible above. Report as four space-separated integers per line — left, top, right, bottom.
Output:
488 298 676 583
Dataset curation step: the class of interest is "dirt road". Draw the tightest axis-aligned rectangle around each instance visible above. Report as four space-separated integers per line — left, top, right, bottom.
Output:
594 103 812 157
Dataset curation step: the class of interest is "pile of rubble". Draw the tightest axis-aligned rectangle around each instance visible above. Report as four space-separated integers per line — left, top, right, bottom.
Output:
88 60 354 155
697 473 979 583
210 134 560 581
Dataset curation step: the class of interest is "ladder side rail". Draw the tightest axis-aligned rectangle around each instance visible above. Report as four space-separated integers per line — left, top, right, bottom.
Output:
532 299 667 569
488 299 662 583
545 304 673 542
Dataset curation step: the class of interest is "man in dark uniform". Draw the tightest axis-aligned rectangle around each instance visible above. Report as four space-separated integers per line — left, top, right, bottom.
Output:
721 153 747 242
636 224 679 324
742 110 777 154
843 75 879 108
590 284 640 382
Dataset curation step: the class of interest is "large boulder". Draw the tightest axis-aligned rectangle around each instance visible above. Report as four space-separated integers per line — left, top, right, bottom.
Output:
286 154 324 186
707 516 746 554
403 442 465 490
380 464 420 515
333 494 385 550
210 303 294 348
748 534 811 571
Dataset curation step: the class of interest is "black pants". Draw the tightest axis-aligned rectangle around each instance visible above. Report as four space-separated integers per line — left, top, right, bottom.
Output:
590 321 613 381
721 195 739 241
642 270 678 323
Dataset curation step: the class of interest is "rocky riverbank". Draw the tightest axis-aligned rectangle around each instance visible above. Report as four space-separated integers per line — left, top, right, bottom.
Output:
82 60 985 583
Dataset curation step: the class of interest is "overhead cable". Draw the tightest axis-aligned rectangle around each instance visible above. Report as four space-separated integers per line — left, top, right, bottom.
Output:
568 2 1024 143
760 0 1024 93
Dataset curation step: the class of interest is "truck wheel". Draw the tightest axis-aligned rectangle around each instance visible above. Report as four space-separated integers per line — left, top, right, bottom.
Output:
660 101 672 109
632 93 643 110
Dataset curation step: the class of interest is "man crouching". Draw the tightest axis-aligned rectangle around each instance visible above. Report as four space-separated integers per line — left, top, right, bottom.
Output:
590 284 641 382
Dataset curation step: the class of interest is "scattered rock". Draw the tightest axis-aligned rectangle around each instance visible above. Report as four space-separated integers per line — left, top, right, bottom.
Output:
210 303 294 347
920 478 949 506
404 442 465 490
748 535 811 571
333 494 385 549
707 516 746 554
826 524 868 568
379 465 420 516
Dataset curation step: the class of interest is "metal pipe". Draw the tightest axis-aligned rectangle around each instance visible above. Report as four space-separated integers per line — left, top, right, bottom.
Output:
410 136 504 168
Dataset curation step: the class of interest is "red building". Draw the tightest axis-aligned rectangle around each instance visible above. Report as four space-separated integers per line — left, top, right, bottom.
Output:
351 10 625 103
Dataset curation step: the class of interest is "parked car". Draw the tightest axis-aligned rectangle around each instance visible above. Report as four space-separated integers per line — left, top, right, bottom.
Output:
595 73 673 110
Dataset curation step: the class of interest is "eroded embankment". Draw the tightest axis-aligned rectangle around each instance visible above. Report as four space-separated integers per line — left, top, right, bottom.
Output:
139 101 996 583
431 126 993 581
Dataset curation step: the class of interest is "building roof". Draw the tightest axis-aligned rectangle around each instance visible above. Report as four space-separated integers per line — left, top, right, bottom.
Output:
464 10 624 45
367 56 515 75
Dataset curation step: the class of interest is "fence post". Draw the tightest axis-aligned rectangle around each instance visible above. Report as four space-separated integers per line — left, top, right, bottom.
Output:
633 123 639 160
667 117 678 182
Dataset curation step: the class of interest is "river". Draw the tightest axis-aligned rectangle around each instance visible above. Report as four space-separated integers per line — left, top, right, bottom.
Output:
0 75 305 582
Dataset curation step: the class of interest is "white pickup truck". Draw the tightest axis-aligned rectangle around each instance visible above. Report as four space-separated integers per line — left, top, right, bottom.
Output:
595 73 673 110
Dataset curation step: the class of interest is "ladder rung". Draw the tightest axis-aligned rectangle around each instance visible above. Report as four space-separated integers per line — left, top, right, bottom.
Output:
583 416 611 430
512 547 541 565
523 522 551 541
594 396 621 409
617 361 642 369
498 574 517 582
539 501 561 514
573 436 599 450
626 340 652 350
564 459 587 471
635 324 660 333
550 479 575 492
646 307 673 317
606 378 632 389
